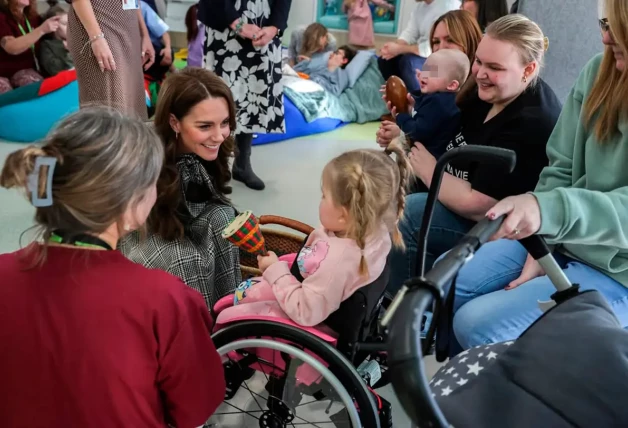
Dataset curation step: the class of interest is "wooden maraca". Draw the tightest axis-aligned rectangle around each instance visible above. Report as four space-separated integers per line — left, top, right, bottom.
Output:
385 76 409 114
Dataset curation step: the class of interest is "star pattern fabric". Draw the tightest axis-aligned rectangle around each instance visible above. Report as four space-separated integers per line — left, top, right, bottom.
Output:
430 341 514 397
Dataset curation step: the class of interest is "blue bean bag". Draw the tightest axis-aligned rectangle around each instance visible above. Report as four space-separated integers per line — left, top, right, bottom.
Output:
253 96 345 145
0 81 79 143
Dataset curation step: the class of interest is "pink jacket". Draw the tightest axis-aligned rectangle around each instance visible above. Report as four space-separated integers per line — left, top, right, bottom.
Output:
216 224 392 327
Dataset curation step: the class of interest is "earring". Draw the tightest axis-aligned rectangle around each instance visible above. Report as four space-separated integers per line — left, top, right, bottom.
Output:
175 131 179 140
124 224 131 232
522 75 528 83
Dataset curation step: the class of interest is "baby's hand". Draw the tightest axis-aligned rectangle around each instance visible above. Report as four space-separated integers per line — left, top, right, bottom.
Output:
257 251 279 273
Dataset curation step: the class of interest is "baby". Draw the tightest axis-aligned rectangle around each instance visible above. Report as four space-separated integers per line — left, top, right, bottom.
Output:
294 45 357 96
39 6 73 77
393 48 470 159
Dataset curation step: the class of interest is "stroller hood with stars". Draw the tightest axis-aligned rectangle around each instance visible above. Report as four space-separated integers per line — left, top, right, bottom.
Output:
436 289 628 427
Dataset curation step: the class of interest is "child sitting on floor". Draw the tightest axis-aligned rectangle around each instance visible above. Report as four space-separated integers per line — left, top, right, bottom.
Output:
218 144 410 327
391 48 470 159
294 45 357 96
39 6 73 77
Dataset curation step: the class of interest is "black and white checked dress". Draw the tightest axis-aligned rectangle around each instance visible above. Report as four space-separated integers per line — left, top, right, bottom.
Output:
120 154 241 309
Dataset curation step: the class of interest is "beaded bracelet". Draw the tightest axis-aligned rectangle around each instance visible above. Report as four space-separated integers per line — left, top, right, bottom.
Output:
80 32 105 54
89 32 105 43
234 18 244 35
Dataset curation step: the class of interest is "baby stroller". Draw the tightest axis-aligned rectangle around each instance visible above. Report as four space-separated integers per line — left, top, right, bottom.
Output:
384 147 628 427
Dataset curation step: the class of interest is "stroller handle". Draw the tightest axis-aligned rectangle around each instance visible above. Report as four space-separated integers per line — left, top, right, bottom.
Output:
387 215 505 427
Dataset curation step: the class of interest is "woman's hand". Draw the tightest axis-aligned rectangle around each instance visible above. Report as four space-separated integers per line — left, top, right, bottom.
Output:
253 26 278 47
376 120 401 148
141 36 155 70
380 42 401 60
297 54 311 62
486 194 542 240
38 15 61 35
406 92 415 114
257 251 279 273
91 37 116 72
409 142 437 185
239 23 262 40
506 254 545 290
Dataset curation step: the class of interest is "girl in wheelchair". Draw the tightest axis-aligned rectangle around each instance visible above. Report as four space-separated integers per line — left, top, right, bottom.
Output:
216 144 410 328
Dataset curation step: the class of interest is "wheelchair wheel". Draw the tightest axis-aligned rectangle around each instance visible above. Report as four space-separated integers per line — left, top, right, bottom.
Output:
210 321 380 428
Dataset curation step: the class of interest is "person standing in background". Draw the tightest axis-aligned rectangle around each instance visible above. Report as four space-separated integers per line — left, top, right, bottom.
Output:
344 0 395 49
184 3 204 68
199 0 292 191
67 0 156 120
378 0 460 93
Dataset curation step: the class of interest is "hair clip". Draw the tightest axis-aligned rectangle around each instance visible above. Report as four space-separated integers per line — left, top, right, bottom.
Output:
27 156 57 207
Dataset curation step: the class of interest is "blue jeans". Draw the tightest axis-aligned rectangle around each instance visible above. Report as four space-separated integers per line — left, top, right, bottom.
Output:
450 239 628 350
377 54 426 93
388 192 475 295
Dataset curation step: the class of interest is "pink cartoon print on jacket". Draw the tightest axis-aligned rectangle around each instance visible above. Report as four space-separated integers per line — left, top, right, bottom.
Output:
296 241 329 277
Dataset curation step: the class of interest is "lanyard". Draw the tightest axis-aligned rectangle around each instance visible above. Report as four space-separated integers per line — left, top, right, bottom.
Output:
49 231 113 251
17 17 39 71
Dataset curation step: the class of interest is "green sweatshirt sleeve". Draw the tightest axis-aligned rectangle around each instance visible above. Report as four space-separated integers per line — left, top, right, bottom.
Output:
533 54 628 248
534 186 628 249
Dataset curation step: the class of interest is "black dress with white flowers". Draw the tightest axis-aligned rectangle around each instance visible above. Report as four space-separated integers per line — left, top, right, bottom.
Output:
199 0 291 134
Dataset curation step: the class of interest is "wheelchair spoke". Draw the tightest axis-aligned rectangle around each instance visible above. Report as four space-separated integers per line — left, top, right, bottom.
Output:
221 400 262 421
242 378 265 412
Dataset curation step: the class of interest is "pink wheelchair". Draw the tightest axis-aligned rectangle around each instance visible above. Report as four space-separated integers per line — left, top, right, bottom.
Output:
206 216 390 428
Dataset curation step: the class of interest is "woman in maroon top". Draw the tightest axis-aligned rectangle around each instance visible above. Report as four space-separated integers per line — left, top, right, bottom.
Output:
0 108 225 427
0 0 61 93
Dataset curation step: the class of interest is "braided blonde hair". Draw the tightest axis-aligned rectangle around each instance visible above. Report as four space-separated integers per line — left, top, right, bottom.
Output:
322 140 410 277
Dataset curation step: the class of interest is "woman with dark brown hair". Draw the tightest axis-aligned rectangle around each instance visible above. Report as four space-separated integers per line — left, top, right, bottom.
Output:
120 67 241 310
0 0 62 93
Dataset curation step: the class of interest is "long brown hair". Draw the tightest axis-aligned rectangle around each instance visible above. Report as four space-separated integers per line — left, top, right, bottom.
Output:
322 142 410 277
299 23 328 58
150 68 236 241
429 10 482 104
185 4 199 43
2 0 38 23
583 0 628 142
0 108 163 264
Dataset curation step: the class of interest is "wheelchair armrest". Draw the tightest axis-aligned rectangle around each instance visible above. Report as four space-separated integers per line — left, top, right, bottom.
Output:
214 312 338 346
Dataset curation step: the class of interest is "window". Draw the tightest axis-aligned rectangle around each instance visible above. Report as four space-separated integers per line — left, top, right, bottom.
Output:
317 0 401 35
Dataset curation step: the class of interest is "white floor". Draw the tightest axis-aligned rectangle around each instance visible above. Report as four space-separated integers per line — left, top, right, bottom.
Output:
0 123 442 426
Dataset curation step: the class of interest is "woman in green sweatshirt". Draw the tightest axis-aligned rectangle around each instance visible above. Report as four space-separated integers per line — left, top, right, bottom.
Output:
448 0 628 352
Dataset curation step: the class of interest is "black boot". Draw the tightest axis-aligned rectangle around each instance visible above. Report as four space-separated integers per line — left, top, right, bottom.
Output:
233 133 265 190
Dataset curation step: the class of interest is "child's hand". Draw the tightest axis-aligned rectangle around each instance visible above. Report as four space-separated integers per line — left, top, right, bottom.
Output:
257 251 279 273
